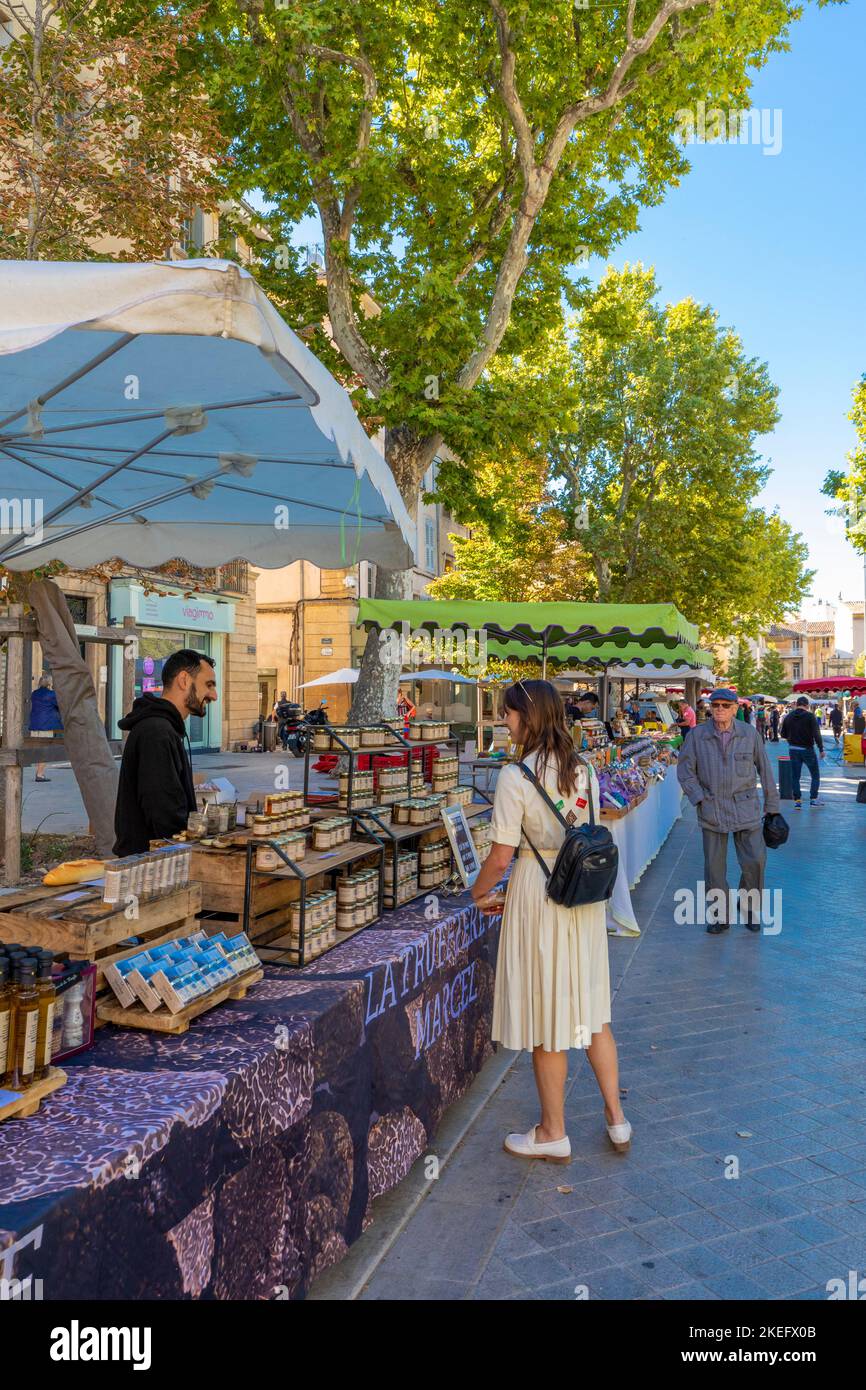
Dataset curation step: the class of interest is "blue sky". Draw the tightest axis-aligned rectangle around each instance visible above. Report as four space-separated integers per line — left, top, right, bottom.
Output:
270 1 864 623
611 0 866 617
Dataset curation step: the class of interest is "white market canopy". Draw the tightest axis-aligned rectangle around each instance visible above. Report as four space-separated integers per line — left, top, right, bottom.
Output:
556 663 715 684
299 668 360 687
0 260 414 572
399 668 479 684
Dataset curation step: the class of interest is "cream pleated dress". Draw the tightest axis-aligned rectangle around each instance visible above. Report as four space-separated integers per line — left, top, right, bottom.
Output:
490 749 612 1053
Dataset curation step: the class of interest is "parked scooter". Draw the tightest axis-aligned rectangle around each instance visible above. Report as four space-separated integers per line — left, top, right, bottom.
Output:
283 700 329 758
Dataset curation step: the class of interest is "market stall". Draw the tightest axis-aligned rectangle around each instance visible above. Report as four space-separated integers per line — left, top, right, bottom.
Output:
0 890 500 1301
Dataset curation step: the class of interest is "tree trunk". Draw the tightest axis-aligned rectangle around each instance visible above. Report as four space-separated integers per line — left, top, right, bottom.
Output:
348 425 438 723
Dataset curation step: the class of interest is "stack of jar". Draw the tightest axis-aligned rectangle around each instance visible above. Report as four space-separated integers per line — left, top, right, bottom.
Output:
408 719 450 742
327 726 362 750
384 851 419 907
201 801 238 835
392 796 444 827
336 869 380 931
337 769 375 808
445 784 473 809
103 845 191 905
255 830 308 871
0 946 57 1091
471 819 493 857
431 753 460 791
419 835 452 888
251 795 310 838
287 890 337 957
312 816 353 851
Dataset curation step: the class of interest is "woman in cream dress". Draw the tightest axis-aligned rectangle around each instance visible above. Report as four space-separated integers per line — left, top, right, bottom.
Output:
471 680 630 1164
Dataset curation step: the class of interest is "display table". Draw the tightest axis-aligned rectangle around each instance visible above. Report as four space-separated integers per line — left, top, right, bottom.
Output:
605 764 683 938
0 891 501 1301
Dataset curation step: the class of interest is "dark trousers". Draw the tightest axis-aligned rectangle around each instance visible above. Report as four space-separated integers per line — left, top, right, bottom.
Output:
702 825 766 925
789 747 819 801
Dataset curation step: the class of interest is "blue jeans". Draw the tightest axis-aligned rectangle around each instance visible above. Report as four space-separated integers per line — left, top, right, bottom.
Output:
789 747 820 801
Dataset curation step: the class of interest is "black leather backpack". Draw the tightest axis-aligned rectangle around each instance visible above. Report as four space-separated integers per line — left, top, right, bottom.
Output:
517 758 619 907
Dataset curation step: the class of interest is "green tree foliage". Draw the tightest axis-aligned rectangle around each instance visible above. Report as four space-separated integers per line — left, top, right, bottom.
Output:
824 374 866 553
757 645 791 699
725 640 760 696
544 266 811 642
195 0 833 506
0 0 223 259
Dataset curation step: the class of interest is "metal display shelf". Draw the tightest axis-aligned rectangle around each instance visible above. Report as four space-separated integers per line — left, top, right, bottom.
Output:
242 832 386 968
304 720 461 810
351 798 493 908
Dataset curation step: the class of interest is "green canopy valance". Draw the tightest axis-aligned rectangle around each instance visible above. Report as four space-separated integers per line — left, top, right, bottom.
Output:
357 599 713 671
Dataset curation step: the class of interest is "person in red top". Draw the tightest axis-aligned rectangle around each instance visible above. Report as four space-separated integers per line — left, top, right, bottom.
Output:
679 700 697 729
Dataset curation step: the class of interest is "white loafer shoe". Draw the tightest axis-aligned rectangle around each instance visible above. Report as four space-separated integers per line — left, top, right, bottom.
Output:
503 1125 571 1164
606 1118 632 1153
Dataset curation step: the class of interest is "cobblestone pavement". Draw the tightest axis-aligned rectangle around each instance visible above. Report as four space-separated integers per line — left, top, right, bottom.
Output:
359 744 866 1301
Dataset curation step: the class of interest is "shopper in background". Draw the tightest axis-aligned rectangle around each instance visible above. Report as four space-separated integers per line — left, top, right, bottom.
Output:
471 679 629 1162
29 673 62 782
780 695 825 808
677 687 781 933
829 702 844 745
770 704 781 742
853 700 865 736
114 648 217 855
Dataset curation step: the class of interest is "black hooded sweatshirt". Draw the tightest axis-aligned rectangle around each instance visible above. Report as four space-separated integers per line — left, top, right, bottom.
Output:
114 694 197 856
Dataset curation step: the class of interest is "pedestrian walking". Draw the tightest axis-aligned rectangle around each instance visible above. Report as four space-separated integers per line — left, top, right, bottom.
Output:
29 673 62 781
829 702 843 745
471 679 629 1162
677 687 781 933
780 694 825 808
770 704 780 742
755 703 767 741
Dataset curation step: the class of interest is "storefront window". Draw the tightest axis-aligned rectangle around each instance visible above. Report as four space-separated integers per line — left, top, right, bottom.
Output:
135 630 215 749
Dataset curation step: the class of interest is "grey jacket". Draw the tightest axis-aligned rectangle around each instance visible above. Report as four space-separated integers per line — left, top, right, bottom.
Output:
677 718 780 831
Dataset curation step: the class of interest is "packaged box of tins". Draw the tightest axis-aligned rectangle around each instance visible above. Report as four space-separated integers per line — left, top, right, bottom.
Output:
445 784 473 808
255 831 307 871
311 817 352 850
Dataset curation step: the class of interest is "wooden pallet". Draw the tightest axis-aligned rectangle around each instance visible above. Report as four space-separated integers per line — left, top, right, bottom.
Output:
0 883 203 999
96 967 263 1034
0 1066 67 1121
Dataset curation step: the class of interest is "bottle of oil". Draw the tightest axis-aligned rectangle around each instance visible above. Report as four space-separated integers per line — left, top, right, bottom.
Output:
34 951 57 1081
12 958 40 1090
0 957 13 1087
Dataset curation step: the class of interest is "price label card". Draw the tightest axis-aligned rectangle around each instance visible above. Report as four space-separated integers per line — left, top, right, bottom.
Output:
441 805 482 888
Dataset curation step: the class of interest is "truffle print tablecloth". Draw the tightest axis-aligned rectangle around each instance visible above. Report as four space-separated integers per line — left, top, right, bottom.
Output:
606 764 683 937
0 892 500 1301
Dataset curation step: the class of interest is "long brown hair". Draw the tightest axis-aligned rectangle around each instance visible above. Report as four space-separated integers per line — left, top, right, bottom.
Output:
503 680 580 796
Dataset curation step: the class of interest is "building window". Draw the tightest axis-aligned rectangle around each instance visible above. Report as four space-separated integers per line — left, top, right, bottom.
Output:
792 662 801 680
792 638 801 651
425 518 435 572
822 636 831 648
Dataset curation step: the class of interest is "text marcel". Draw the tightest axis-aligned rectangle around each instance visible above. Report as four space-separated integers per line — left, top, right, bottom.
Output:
364 911 489 1054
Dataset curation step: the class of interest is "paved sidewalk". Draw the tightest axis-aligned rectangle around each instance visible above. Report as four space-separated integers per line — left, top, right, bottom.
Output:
353 746 866 1300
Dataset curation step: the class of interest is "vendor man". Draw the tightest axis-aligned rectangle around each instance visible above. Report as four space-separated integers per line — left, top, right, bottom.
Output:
677 687 780 933
574 690 615 740
114 648 217 855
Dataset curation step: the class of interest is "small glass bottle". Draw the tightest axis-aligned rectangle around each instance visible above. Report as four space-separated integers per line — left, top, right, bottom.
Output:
0 957 14 1087
34 952 57 1081
13 958 40 1090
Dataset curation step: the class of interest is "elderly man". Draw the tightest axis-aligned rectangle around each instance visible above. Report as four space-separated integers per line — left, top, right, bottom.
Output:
677 687 781 934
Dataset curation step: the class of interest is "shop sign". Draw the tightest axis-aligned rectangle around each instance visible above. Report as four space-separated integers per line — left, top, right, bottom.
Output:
111 582 236 634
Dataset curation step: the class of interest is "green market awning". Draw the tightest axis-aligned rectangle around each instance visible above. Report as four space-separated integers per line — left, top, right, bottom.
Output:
357 599 713 670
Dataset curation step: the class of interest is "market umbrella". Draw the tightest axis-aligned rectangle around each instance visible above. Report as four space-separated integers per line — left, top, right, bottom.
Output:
0 260 414 572
0 260 415 868
299 669 360 688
